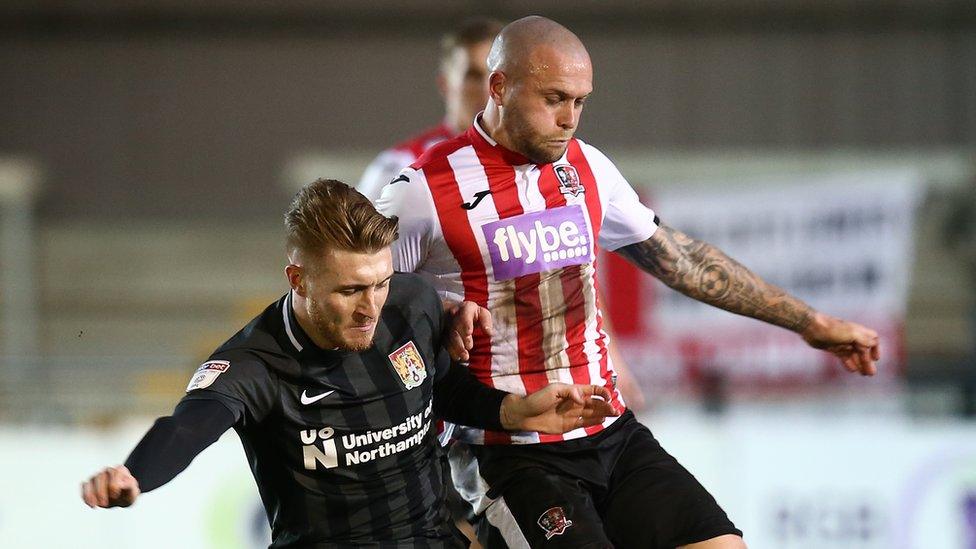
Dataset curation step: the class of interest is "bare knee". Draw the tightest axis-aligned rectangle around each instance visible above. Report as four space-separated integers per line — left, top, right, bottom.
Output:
679 533 747 549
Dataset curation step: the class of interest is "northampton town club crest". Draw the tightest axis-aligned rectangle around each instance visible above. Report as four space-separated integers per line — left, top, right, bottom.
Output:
537 506 573 540
388 341 427 390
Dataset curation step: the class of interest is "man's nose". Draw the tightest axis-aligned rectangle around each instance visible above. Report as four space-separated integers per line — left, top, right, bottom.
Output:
557 103 577 130
357 289 379 318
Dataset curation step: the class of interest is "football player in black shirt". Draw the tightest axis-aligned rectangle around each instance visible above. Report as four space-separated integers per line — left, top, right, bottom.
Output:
81 179 616 548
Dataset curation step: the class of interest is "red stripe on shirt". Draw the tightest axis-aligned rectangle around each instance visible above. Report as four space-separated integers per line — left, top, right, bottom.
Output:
538 164 606 439
470 139 553 444
537 167 592 380
421 142 500 425
567 141 624 415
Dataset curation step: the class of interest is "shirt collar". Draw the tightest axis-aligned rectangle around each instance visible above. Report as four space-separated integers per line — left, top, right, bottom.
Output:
282 291 350 360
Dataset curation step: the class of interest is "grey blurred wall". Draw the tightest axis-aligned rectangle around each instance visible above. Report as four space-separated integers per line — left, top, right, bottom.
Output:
1 1 974 221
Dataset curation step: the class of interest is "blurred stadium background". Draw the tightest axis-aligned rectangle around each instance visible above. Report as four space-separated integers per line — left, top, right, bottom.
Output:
2 1 976 547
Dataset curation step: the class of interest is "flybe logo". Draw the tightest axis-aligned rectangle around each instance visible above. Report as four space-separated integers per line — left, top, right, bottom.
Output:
482 205 593 281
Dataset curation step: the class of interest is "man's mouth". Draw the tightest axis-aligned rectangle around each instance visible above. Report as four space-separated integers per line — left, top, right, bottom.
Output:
350 322 374 333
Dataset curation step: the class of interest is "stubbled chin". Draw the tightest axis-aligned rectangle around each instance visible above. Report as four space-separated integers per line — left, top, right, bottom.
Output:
341 333 375 352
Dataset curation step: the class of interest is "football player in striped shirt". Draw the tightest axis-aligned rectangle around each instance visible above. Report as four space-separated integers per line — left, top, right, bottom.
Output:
377 16 881 549
80 179 617 548
359 17 648 413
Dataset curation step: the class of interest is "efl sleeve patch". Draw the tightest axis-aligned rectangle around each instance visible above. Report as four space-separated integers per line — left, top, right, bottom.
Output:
186 360 231 392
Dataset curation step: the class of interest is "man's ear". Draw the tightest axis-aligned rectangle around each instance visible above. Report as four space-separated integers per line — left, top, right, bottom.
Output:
285 264 306 297
487 71 506 106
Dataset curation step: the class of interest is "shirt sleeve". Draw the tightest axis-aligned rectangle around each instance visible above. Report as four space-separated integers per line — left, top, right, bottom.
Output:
374 167 436 273
179 349 278 426
581 142 660 251
432 357 507 432
356 148 417 203
124 399 238 492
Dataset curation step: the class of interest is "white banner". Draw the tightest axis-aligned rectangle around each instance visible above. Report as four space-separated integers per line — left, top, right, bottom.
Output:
4 412 975 549
610 169 921 389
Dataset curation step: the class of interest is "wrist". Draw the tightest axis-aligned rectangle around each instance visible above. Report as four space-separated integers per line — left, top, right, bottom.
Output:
499 394 522 430
800 310 830 342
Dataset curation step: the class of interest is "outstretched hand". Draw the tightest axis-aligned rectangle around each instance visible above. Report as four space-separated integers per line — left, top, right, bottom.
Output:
500 383 619 434
81 465 141 509
444 300 493 362
801 312 880 376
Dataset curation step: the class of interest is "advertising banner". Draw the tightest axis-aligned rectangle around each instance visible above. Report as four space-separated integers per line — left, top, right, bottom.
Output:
604 170 921 389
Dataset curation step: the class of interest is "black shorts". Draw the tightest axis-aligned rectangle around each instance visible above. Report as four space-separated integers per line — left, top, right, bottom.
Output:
469 411 742 548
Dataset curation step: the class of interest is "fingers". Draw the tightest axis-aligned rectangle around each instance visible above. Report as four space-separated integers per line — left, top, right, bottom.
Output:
475 306 494 337
81 479 96 508
592 384 613 402
109 466 125 500
93 469 109 507
835 342 878 377
581 398 618 419
447 330 469 362
544 383 584 407
453 310 475 350
572 384 611 400
82 466 137 508
445 302 493 362
565 385 585 405
577 401 618 427
856 346 877 376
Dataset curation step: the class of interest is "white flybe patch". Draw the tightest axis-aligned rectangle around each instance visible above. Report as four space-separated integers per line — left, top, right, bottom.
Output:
186 360 230 392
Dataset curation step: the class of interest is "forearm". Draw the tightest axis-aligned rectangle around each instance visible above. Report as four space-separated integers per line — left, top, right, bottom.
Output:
616 224 814 333
125 399 237 492
432 360 507 431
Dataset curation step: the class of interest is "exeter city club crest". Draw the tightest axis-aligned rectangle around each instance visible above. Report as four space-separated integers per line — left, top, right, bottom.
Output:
537 506 573 539
388 341 427 390
554 165 584 197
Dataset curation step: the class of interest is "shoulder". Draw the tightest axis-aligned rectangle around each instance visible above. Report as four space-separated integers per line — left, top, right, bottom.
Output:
364 147 418 175
386 272 440 312
393 123 454 158
409 132 474 172
213 299 287 356
184 348 273 395
384 273 442 327
201 298 297 380
573 138 618 168
571 138 629 192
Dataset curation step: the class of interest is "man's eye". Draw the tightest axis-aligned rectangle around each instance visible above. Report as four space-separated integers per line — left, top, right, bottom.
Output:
339 289 358 296
546 96 561 105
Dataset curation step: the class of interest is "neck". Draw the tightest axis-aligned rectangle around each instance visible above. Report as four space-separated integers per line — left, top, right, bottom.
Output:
480 102 515 151
290 291 335 350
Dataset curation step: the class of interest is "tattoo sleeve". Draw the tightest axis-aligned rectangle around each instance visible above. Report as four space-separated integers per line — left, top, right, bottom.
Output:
615 224 814 333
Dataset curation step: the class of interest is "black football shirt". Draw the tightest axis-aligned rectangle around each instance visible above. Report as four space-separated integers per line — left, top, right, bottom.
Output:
177 273 504 548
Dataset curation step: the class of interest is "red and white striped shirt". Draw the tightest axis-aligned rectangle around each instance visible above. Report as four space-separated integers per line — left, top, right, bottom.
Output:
376 116 658 445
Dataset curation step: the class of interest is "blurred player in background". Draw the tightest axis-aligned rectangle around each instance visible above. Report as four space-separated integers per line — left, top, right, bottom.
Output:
378 16 881 548
358 16 647 411
357 18 503 203
80 179 617 548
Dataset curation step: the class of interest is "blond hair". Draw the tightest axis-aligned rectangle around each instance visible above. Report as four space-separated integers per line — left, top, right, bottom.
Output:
285 179 398 260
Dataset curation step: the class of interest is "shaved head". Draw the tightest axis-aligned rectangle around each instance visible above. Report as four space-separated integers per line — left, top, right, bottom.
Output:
487 16 591 79
481 16 594 164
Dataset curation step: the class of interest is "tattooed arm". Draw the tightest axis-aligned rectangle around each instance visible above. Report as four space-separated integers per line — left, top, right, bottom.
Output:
615 224 881 375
